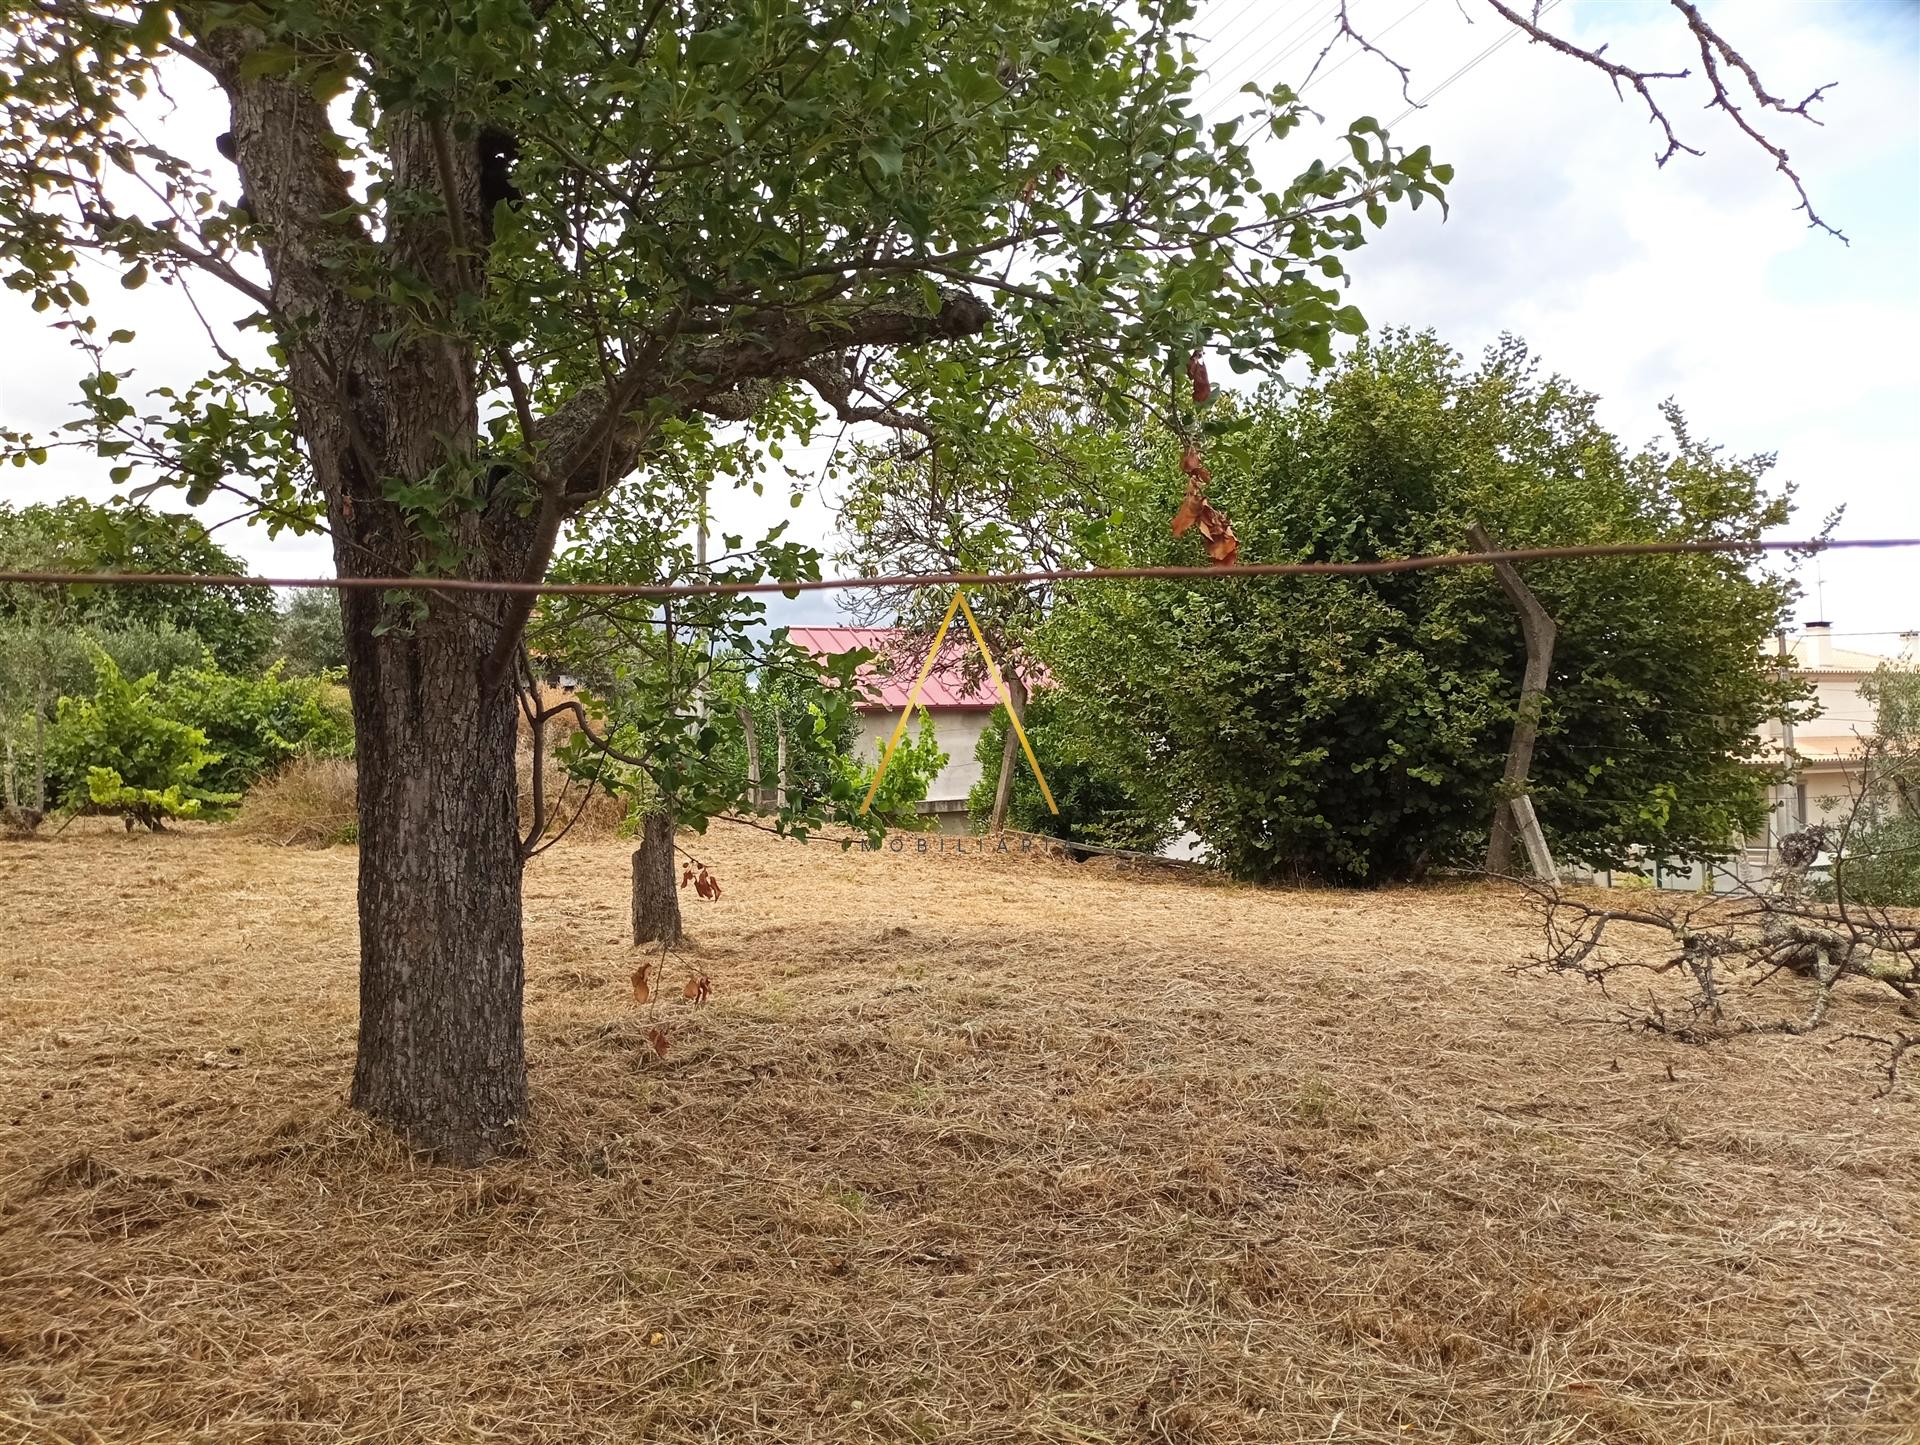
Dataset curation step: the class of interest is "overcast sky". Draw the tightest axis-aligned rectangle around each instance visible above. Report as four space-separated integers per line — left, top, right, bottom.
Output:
2 0 1915 646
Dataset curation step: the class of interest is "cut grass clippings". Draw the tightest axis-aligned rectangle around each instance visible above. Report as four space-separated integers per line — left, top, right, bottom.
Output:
1 820 1915 1443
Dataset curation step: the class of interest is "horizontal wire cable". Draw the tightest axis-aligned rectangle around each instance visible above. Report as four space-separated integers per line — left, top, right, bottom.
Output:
0 537 1914 601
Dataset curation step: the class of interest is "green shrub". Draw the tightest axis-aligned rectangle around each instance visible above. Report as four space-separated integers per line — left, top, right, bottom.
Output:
273 590 347 675
157 662 353 795
968 687 1174 850
1810 665 1920 907
44 653 235 825
86 766 234 829
843 712 947 830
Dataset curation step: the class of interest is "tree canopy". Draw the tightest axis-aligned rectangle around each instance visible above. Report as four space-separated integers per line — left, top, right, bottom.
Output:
1015 332 1811 882
0 499 275 672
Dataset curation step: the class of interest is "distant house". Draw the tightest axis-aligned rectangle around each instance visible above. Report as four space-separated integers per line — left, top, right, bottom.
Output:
1579 621 1915 892
789 626 1026 833
1757 621 1918 839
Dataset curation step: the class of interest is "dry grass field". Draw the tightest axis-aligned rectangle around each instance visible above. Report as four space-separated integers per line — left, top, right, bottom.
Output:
1 822 1916 1444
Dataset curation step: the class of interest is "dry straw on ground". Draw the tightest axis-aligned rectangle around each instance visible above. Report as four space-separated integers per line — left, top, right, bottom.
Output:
1 822 1915 1443
232 741 628 850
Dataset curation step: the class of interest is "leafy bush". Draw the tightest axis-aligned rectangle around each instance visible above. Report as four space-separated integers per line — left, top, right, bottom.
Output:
1827 816 1920 906
1813 664 1920 907
968 687 1174 850
91 620 205 685
44 653 235 825
274 590 346 675
0 498 277 673
86 766 234 829
843 712 948 829
1043 332 1804 883
157 663 353 795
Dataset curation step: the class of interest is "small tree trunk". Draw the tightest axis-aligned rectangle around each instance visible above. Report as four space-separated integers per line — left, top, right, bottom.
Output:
32 678 46 814
775 717 789 811
631 811 682 946
1472 523 1558 879
739 704 762 812
989 672 1028 832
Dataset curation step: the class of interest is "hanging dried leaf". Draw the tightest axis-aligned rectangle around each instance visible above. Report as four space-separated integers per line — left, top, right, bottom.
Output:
631 962 652 1004
679 865 695 890
1187 351 1211 406
646 1027 670 1058
1171 483 1203 538
683 974 712 1005
1199 505 1240 566
1169 442 1240 566
691 866 722 901
1171 444 1236 563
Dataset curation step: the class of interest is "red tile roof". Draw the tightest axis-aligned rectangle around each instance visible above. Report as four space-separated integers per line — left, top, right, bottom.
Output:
787 625 1027 710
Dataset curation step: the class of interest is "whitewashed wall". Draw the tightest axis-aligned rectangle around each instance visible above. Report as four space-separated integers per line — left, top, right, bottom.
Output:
854 707 993 809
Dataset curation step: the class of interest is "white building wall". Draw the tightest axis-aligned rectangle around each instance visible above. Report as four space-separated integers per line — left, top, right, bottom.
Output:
854 707 993 809
1810 678 1878 735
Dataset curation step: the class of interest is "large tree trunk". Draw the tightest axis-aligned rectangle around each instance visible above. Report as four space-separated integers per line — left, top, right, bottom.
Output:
345 611 528 1165
631 811 682 945
989 673 1028 833
215 74 540 1161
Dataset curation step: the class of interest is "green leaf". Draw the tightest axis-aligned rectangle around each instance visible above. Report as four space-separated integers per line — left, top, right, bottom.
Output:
863 136 904 180
237 44 300 81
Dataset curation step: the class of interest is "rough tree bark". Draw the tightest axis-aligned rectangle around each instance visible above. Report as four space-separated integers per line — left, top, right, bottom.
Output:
346 607 528 1163
631 811 682 946
988 672 1028 833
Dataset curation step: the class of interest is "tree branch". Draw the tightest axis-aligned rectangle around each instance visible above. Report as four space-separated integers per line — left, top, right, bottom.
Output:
1482 0 1697 166
1481 0 1842 239
533 288 992 510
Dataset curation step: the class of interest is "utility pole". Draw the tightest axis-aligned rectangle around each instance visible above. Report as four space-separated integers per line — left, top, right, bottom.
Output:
1471 523 1558 881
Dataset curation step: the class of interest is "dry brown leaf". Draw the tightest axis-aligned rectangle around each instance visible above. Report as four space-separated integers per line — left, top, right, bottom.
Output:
1171 485 1203 538
1187 351 1211 406
1197 502 1240 566
631 963 652 1004
646 1027 669 1059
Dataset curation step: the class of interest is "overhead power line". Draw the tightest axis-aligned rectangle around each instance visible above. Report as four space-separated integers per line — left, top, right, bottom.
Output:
1386 0 1565 128
0 537 1915 602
